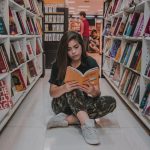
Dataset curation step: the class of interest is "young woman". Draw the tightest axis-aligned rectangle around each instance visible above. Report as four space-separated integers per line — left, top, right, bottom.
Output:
48 31 116 145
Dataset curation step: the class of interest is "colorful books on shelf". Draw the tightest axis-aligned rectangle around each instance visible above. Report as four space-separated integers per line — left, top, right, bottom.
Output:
0 16 7 35
124 12 140 36
119 68 140 103
0 80 13 110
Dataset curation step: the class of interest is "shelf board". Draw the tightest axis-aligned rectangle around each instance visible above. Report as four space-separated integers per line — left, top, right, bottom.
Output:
9 0 25 11
142 74 150 80
44 12 64 15
103 72 150 130
0 72 9 80
0 35 9 38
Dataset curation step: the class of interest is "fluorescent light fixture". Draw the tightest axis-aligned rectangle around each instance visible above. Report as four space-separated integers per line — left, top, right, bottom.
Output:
78 5 90 8
67 1 75 3
69 7 75 9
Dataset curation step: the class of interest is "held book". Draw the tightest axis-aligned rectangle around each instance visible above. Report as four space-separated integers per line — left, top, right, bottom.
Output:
64 66 100 86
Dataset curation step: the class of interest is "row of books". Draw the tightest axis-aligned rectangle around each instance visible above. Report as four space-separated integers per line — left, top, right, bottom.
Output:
104 0 143 18
44 15 64 23
109 12 146 37
14 0 42 15
104 60 150 116
104 39 142 73
44 6 64 13
8 6 42 35
0 38 43 73
44 33 63 41
107 63 140 104
44 24 64 32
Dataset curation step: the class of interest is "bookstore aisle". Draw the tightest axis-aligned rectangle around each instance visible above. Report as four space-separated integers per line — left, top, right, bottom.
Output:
0 70 149 150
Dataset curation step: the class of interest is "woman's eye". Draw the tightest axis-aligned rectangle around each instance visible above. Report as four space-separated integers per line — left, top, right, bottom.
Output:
75 46 79 48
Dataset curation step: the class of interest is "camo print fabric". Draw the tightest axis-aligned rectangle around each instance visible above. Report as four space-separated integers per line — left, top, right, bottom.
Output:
51 90 116 119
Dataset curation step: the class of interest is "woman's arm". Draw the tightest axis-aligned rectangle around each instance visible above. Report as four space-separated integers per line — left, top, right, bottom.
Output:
50 81 80 98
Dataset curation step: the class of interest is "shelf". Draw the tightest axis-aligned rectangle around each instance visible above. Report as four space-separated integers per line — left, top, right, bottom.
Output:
9 0 25 11
44 31 64 33
44 12 64 15
44 22 64 24
0 72 9 80
0 72 42 131
103 72 150 130
142 74 150 80
0 0 44 133
0 35 9 38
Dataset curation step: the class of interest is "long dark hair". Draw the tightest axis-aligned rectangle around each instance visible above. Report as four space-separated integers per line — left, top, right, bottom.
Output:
56 31 87 81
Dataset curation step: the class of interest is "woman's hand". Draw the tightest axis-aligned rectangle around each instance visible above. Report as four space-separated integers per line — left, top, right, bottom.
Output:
79 81 100 97
63 81 80 93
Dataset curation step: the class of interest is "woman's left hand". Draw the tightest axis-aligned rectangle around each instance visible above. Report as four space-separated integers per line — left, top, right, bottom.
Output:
79 81 98 96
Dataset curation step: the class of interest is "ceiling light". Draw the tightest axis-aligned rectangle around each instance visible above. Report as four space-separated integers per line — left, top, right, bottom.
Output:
78 5 90 8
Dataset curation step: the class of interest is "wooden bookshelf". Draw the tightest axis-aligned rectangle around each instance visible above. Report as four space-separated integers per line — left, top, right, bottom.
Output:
0 0 44 132
102 0 150 130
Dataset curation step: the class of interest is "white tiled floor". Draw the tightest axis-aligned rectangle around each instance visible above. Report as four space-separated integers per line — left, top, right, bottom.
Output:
0 70 150 150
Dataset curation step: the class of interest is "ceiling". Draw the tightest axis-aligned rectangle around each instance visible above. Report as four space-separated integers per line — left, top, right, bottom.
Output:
65 0 104 16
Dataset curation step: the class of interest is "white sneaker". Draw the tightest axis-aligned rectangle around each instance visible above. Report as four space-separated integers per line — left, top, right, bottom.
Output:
81 119 100 145
47 113 68 129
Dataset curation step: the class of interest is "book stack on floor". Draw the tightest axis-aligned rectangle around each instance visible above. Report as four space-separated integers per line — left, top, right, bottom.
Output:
102 0 150 130
0 0 43 132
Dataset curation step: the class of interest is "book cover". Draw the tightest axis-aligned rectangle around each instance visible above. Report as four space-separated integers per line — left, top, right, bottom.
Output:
0 16 7 34
0 49 8 73
140 83 150 109
11 69 26 92
142 93 150 116
64 66 100 86
9 7 18 35
144 17 150 36
0 80 13 110
27 61 37 77
133 12 144 36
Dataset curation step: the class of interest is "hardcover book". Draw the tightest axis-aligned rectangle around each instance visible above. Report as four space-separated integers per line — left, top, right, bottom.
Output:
0 80 13 110
0 16 7 34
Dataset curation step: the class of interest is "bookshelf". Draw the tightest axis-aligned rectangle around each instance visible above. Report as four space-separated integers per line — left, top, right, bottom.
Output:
102 0 150 130
43 3 68 68
0 0 43 132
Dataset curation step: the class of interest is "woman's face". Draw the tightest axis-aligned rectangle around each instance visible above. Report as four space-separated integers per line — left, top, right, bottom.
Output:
67 39 82 62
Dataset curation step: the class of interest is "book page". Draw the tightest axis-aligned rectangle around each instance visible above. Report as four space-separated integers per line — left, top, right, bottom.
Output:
64 66 99 86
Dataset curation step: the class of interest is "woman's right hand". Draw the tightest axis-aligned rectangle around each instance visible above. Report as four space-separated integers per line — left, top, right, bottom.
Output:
63 81 80 93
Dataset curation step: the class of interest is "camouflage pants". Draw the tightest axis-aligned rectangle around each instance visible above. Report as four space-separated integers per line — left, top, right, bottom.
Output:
51 90 116 119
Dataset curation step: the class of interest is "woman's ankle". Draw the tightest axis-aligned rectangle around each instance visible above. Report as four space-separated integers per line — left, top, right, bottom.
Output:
66 115 79 125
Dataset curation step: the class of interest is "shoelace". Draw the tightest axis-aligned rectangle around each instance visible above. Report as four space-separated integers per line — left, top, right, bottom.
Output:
83 126 97 136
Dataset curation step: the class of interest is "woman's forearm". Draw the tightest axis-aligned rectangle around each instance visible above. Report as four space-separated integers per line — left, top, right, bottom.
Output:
50 84 66 98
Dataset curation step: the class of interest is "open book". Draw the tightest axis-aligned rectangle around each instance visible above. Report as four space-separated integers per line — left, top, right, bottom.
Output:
64 66 100 86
